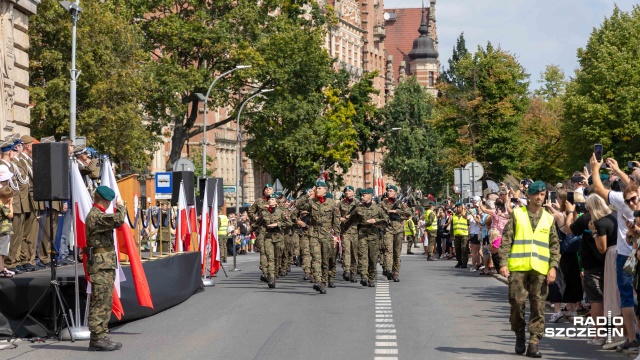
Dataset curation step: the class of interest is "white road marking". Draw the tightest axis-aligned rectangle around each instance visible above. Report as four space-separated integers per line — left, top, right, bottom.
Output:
376 342 398 347
375 348 398 354
374 279 398 359
377 335 397 340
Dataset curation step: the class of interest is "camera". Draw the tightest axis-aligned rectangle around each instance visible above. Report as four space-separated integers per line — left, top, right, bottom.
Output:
575 202 587 214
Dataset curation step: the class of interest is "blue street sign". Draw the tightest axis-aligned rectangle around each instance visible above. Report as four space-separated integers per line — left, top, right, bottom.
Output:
155 172 173 194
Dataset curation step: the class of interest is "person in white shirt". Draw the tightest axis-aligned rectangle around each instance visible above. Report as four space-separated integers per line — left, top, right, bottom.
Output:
468 198 482 271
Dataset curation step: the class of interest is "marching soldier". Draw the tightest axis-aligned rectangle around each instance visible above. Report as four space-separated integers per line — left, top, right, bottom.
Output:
294 187 314 280
379 184 412 282
248 183 273 282
257 194 291 288
85 186 126 351
337 186 358 282
351 188 388 287
424 202 438 260
297 181 340 294
0 140 24 274
499 181 560 358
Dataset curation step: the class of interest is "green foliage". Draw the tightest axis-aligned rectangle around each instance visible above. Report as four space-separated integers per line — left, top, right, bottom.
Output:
436 42 530 179
381 77 446 195
562 5 640 169
29 0 157 171
349 71 383 155
188 147 214 179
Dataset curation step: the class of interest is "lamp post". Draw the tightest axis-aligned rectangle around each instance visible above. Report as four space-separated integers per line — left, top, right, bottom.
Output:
195 65 251 178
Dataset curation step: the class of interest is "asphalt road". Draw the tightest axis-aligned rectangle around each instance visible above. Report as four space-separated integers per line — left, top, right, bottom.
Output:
1 245 630 360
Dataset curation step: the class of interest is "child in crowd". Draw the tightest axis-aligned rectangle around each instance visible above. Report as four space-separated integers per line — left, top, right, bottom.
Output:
0 186 14 277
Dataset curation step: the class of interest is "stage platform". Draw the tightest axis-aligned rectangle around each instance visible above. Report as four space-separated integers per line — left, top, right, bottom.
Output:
0 251 204 338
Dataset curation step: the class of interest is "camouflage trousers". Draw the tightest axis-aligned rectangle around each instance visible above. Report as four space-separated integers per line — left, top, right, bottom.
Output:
264 238 284 281
358 237 379 282
292 231 300 259
255 230 267 275
299 231 311 274
89 269 115 340
426 230 438 257
405 235 416 252
383 231 403 273
310 237 335 284
341 231 358 275
219 235 228 262
454 235 469 266
508 270 548 344
282 231 295 271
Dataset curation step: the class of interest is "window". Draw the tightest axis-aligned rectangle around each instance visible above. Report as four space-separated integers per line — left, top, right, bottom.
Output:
429 71 434 87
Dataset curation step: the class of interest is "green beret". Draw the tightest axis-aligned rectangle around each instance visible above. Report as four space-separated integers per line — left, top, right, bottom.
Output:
96 186 116 201
316 181 327 188
305 188 313 193
325 193 333 199
527 181 547 195
455 202 462 207
386 184 398 192
274 191 283 197
268 194 277 199
360 188 373 194
429 201 436 206
344 185 354 192
264 183 273 190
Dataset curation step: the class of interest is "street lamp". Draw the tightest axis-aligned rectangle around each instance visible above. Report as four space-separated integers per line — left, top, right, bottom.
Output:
235 89 273 216
195 65 251 178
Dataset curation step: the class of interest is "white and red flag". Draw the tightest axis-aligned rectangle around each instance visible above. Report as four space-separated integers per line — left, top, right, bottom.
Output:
209 188 221 276
175 181 189 252
198 184 209 275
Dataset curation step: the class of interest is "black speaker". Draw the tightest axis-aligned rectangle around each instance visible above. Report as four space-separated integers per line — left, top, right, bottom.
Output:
198 177 224 207
171 171 195 206
33 143 70 201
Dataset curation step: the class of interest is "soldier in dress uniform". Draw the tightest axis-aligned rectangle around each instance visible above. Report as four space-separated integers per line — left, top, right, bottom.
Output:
258 194 291 288
85 185 126 351
248 183 273 282
297 181 340 294
0 140 24 274
337 185 359 282
379 184 412 282
351 188 388 287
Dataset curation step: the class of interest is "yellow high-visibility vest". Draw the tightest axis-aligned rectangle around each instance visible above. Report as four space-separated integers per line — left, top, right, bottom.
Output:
425 209 437 231
218 215 229 237
452 214 468 236
508 206 553 275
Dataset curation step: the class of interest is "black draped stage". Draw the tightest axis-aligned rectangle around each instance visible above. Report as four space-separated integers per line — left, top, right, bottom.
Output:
0 251 204 338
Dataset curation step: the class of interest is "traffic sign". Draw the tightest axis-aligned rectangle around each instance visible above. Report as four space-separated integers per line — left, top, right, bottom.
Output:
465 162 484 181
155 172 172 194
173 158 195 172
224 186 237 194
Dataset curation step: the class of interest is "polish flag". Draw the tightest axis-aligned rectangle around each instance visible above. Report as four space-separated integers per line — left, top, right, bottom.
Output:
175 181 189 252
373 167 379 197
198 184 209 276
101 159 153 318
209 188 221 276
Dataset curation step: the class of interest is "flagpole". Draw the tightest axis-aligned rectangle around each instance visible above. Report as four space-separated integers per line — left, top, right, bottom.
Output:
202 179 218 286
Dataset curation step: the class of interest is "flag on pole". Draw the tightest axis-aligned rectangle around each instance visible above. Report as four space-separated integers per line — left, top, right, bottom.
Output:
199 184 209 276
373 167 379 197
100 159 154 318
175 181 189 252
209 187 221 276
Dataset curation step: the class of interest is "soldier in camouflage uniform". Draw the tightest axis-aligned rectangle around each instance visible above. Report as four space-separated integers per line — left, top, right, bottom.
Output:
351 188 388 287
257 194 291 288
294 188 314 280
278 193 294 275
297 181 340 294
85 186 126 351
248 183 273 282
379 185 412 282
498 181 559 358
337 186 359 282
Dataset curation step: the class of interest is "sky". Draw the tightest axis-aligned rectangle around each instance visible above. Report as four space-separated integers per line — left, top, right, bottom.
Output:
383 0 638 90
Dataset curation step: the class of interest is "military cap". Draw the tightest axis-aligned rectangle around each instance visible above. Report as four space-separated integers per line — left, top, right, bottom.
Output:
5 133 20 145
20 135 35 144
0 140 13 153
40 136 56 143
95 186 116 201
274 191 284 198
455 202 463 207
73 144 87 155
429 201 436 206
527 181 547 195
360 188 373 194
344 185 354 192
264 183 273 189
386 184 398 192
305 188 313 193
268 194 278 199
315 180 327 188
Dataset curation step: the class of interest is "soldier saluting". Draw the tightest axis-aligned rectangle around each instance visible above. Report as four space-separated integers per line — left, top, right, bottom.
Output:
85 186 126 351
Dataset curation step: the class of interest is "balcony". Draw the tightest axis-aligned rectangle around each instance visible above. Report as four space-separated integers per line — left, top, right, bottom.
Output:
373 25 386 41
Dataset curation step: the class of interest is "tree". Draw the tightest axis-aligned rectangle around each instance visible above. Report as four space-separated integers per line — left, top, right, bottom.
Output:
133 0 327 171
440 32 469 89
381 77 446 195
562 6 640 169
348 71 383 156
29 0 157 170
516 65 568 182
436 42 530 179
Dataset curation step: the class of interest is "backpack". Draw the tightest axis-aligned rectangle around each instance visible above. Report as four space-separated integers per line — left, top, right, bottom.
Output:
557 222 581 254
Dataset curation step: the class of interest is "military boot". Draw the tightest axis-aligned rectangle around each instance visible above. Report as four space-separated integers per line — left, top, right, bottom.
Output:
515 334 526 355
343 272 350 281
313 283 321 292
310 275 315 283
104 337 122 350
382 269 388 277
360 277 368 286
386 270 393 281
260 274 268 283
319 283 327 294
268 277 276 289
368 280 375 287
303 272 310 281
526 343 541 358
89 337 118 351
328 280 335 288
393 272 399 282
350 272 357 283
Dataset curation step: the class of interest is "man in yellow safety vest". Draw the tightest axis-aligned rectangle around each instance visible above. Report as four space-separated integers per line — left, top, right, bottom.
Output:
498 181 560 358
424 202 438 261
452 202 469 268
